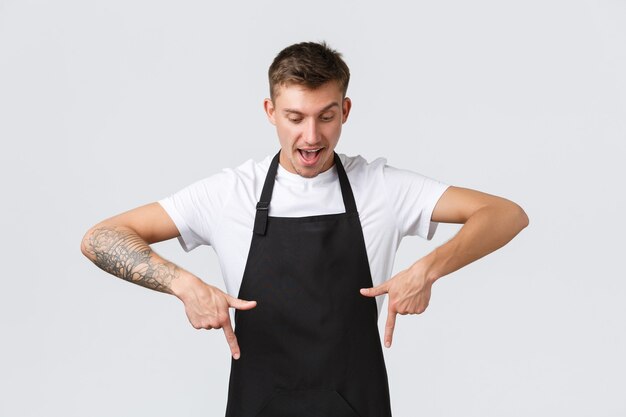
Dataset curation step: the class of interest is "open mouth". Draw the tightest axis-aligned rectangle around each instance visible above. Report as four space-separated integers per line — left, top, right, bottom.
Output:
297 148 323 165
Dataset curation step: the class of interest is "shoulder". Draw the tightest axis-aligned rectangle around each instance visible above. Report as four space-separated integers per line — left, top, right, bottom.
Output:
191 155 272 190
228 155 272 179
337 153 428 187
163 156 271 212
337 153 448 201
337 153 388 180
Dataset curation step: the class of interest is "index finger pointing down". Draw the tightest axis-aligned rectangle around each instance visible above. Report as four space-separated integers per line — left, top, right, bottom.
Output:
222 319 241 360
384 310 397 348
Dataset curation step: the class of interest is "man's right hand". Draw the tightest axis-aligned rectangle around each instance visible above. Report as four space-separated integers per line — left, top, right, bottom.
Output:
172 275 257 360
81 202 257 359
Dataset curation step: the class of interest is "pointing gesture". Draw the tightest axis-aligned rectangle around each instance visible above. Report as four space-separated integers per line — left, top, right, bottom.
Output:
177 277 256 360
360 262 433 348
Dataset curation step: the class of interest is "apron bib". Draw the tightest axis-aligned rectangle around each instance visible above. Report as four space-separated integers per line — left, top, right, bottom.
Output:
225 151 393 417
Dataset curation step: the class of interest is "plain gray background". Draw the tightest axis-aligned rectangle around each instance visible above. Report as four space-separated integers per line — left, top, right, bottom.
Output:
1 0 624 416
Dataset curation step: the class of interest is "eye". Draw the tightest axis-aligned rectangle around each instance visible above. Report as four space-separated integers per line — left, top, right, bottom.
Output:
320 113 335 122
288 117 302 124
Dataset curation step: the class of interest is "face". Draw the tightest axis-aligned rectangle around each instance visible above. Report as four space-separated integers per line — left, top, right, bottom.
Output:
264 81 352 178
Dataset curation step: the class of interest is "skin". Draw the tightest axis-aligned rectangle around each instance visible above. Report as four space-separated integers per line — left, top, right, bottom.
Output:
81 81 529 360
263 80 352 178
360 186 529 347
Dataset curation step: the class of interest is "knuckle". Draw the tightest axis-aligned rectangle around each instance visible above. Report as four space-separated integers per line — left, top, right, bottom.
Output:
218 312 230 324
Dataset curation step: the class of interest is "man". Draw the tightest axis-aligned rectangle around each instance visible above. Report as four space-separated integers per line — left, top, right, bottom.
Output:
81 41 528 416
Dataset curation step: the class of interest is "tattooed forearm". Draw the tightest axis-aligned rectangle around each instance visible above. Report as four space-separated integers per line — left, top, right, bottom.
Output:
84 226 179 294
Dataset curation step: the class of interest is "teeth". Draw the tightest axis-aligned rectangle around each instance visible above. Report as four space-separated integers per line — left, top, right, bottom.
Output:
302 149 321 153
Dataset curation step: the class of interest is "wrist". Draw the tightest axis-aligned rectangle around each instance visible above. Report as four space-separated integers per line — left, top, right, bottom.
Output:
170 271 203 302
411 251 440 285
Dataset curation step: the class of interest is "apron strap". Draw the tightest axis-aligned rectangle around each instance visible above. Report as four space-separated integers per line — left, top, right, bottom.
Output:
253 150 357 235
253 152 281 236
333 152 358 215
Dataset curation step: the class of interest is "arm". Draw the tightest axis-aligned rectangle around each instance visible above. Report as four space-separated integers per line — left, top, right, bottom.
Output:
360 186 529 347
81 202 189 294
421 185 529 283
80 202 256 359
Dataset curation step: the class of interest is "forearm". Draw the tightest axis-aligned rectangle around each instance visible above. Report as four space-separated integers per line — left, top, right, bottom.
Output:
81 224 197 296
417 203 529 283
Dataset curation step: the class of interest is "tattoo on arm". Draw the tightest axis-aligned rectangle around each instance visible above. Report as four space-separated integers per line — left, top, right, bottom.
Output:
85 226 179 294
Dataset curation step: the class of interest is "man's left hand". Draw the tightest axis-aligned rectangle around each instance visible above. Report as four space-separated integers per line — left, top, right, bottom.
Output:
360 262 433 348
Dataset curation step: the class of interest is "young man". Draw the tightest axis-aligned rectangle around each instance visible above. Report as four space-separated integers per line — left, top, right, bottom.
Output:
82 41 528 416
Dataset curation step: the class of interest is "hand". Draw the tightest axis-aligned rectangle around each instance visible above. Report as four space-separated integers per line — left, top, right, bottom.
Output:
360 262 433 348
180 279 256 360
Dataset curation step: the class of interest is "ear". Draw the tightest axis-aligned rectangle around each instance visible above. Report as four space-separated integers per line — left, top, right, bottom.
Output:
264 98 277 125
341 97 352 124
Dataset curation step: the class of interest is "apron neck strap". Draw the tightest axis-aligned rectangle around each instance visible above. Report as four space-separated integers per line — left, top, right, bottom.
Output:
253 150 357 235
333 152 358 214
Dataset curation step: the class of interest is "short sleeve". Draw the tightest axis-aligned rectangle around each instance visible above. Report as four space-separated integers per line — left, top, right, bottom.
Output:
383 165 450 240
158 171 234 252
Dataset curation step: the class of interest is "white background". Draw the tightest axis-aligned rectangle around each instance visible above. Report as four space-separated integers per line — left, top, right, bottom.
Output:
1 0 624 416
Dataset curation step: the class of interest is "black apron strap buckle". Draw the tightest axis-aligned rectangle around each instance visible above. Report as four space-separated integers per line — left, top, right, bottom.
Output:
253 201 270 235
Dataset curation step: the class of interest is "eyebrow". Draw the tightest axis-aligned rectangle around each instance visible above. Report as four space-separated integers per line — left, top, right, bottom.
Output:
282 102 340 115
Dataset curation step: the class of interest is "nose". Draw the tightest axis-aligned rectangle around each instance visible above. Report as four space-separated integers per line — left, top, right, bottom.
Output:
303 118 321 144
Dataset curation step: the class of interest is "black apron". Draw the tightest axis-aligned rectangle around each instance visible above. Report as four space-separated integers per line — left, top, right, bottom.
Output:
225 151 393 417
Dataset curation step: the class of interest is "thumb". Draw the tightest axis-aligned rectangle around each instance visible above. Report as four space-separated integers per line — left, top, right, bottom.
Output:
227 296 257 310
360 282 389 297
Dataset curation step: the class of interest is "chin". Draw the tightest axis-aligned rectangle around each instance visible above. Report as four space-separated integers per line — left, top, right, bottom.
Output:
293 164 321 178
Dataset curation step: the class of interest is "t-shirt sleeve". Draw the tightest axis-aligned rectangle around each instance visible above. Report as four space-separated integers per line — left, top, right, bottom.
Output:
383 164 450 240
157 171 233 252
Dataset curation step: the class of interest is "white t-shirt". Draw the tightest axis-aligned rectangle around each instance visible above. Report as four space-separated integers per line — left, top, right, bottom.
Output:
158 153 450 315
